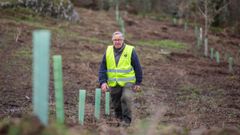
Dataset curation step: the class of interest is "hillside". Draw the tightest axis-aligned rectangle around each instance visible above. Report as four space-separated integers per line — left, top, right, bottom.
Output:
0 7 240 134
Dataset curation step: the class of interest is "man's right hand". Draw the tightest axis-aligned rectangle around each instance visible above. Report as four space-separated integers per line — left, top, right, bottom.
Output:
101 83 109 92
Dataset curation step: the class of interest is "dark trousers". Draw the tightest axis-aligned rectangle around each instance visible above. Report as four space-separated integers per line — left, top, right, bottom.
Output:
110 84 133 123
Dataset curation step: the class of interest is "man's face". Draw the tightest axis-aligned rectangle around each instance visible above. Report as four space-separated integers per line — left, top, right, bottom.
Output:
112 35 124 49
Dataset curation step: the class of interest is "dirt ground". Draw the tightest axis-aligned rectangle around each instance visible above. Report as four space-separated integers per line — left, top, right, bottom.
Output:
0 8 240 134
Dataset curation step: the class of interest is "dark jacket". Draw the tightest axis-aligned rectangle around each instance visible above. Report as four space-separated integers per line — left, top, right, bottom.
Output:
98 44 142 86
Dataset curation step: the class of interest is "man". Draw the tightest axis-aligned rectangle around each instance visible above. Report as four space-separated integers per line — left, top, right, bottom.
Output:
98 31 143 127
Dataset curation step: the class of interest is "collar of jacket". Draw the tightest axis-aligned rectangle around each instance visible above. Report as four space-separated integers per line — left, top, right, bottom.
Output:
114 43 125 53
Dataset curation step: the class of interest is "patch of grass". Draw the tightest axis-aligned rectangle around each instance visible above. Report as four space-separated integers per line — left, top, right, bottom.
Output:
0 32 15 49
74 36 109 45
137 39 187 50
14 47 32 59
141 12 186 24
1 0 19 4
210 26 224 34
179 84 201 101
52 27 110 45
76 50 102 62
125 33 133 39
153 14 169 21
137 12 170 22
84 37 105 44
0 7 52 29
0 7 39 21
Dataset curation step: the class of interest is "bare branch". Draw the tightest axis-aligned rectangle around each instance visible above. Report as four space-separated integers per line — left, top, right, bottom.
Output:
15 27 22 43
215 1 230 15
197 4 206 18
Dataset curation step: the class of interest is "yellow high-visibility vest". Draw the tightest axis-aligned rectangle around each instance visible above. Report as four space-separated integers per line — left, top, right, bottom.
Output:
106 44 136 87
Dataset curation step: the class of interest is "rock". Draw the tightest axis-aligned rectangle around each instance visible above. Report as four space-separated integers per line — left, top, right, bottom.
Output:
70 9 80 22
0 0 80 21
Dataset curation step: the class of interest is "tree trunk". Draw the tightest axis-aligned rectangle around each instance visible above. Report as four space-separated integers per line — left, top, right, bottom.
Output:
228 0 240 34
204 0 208 57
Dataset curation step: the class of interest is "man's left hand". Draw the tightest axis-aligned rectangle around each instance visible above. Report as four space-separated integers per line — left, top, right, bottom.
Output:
133 85 141 92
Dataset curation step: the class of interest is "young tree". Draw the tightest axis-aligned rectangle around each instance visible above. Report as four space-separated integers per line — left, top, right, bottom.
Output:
195 0 230 56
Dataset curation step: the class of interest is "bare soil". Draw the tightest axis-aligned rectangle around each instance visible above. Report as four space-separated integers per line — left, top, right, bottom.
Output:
0 8 240 134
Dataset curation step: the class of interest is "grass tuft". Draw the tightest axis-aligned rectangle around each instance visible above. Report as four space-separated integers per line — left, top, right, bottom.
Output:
137 39 187 50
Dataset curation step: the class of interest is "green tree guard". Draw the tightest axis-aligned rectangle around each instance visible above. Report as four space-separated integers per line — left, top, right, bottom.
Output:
210 48 214 59
105 92 110 115
173 18 177 25
94 88 101 120
228 57 233 72
53 55 64 124
199 27 203 43
115 0 119 23
204 38 208 57
196 36 201 48
79 90 86 125
195 26 199 38
195 27 201 48
184 22 188 32
224 53 229 61
119 17 125 36
33 30 51 126
238 49 240 58
215 51 220 64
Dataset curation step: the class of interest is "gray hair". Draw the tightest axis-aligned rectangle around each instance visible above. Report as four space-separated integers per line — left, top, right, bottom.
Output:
112 31 124 40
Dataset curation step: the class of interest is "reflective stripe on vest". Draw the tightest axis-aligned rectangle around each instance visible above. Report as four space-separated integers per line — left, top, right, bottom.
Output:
108 76 136 82
106 44 136 87
107 68 133 73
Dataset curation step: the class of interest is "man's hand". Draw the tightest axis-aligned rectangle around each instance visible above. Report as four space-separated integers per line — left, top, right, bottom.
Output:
101 83 109 92
133 85 141 92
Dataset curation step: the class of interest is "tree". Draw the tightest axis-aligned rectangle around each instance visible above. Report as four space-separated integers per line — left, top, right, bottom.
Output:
228 0 240 34
194 0 229 56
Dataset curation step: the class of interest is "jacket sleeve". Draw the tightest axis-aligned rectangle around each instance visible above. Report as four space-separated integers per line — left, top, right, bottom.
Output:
98 53 108 86
131 49 143 85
